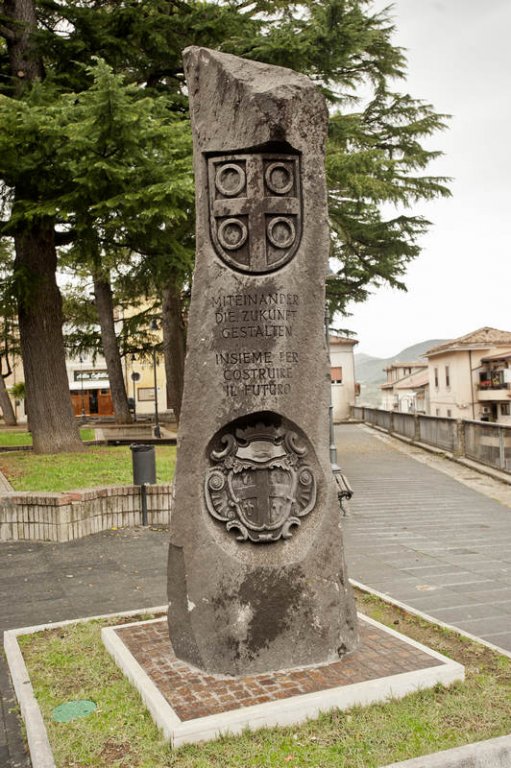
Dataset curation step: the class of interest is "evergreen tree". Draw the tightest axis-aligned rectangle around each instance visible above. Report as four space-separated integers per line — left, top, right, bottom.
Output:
0 0 83 452
54 60 193 422
0 242 18 424
0 0 450 448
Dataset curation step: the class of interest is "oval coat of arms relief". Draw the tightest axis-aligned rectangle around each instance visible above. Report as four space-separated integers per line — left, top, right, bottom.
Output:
205 419 317 543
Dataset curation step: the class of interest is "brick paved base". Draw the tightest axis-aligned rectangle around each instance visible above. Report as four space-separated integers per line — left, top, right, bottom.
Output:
103 614 464 746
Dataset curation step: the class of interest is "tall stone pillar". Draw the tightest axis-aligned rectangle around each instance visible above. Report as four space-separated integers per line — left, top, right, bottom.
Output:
167 46 358 676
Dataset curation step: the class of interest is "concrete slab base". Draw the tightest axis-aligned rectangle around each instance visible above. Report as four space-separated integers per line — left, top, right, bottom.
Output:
3 604 472 767
102 613 464 748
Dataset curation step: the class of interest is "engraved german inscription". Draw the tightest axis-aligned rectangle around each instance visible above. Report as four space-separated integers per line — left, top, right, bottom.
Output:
208 153 302 274
212 291 301 398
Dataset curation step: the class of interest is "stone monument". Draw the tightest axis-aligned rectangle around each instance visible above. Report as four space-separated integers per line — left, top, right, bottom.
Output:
167 46 358 676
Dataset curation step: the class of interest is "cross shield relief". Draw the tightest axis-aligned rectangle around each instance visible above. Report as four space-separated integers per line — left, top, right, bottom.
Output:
207 153 302 274
229 467 294 533
204 422 317 544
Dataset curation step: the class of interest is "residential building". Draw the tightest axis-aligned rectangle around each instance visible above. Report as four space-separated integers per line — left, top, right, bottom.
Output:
380 362 428 413
124 351 166 422
68 352 166 421
2 346 167 425
329 334 358 422
425 327 511 423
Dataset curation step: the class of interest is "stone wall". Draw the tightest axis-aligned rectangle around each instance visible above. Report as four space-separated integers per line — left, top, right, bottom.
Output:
0 484 172 543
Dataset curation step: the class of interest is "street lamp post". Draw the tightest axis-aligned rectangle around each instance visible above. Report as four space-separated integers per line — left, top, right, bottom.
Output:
324 300 338 470
150 320 162 438
325 277 353 514
79 355 86 422
130 369 140 422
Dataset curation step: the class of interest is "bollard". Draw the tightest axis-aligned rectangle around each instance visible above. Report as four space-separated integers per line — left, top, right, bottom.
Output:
130 444 156 525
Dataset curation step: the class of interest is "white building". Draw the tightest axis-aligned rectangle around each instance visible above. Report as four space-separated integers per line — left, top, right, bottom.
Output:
329 335 358 422
380 363 428 413
425 327 511 423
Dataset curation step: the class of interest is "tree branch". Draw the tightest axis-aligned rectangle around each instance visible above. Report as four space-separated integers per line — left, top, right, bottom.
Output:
54 230 76 246
0 23 15 41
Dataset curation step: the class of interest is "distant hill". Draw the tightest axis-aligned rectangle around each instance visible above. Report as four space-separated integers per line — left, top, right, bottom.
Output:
355 339 447 406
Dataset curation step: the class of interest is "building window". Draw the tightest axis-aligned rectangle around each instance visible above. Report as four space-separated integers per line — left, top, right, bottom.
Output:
501 403 510 416
330 366 342 384
138 387 156 402
434 368 439 388
435 408 440 417
445 365 450 388
447 409 452 418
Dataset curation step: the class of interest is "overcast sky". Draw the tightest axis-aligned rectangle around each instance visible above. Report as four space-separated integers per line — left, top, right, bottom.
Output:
345 0 511 358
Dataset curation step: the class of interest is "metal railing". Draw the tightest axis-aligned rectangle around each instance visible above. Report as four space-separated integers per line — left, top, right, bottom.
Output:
351 407 511 475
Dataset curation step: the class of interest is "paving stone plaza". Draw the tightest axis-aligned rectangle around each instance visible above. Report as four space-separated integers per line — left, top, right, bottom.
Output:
341 424 511 652
2 422 511 765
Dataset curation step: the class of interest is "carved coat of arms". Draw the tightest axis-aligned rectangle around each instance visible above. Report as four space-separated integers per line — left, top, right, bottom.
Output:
207 153 302 274
205 423 316 543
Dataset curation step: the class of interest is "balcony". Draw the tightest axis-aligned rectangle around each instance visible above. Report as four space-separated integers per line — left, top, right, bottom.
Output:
478 382 511 402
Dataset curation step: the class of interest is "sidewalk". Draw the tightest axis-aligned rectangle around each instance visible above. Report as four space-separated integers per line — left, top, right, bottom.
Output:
339 423 511 651
3 423 511 765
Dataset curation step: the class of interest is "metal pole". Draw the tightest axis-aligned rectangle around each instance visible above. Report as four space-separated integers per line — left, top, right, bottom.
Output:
140 483 148 526
79 356 86 422
153 348 161 438
325 299 339 470
324 282 353 514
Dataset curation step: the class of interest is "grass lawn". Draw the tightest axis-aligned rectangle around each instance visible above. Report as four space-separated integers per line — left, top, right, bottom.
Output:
0 428 95 447
17 589 511 768
0 444 176 491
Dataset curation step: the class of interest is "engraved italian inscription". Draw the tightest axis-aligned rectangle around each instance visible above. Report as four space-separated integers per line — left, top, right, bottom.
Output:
208 153 302 273
205 419 317 543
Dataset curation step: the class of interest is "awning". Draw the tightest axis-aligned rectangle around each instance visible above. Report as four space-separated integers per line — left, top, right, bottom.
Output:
69 381 110 391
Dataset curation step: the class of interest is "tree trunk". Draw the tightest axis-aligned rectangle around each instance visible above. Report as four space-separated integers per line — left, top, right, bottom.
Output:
3 0 44 93
93 275 132 424
0 375 17 425
15 222 83 452
4 0 83 452
162 278 186 425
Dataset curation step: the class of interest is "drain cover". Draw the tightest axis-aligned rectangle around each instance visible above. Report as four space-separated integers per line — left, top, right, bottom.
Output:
52 700 96 723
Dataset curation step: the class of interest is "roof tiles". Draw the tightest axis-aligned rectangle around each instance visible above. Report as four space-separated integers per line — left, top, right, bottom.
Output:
426 327 511 356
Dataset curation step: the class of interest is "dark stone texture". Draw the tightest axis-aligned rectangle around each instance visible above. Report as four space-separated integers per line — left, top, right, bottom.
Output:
167 47 358 675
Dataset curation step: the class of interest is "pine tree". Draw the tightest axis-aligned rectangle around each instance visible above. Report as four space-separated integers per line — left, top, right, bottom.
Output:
53 60 193 423
0 0 450 447
0 0 83 452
